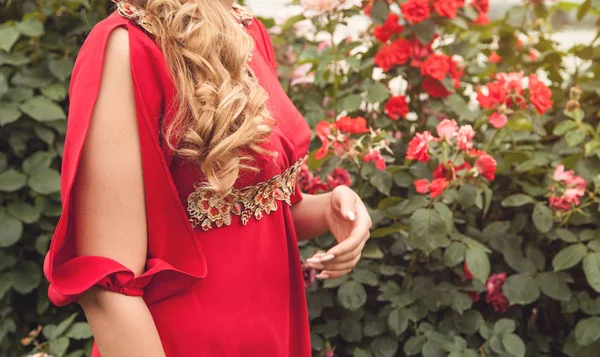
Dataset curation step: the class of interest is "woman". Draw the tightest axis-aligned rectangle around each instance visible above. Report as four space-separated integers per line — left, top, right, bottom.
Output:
43 0 372 356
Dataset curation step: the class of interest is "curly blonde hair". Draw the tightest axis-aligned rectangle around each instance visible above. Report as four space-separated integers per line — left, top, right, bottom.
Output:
129 0 273 194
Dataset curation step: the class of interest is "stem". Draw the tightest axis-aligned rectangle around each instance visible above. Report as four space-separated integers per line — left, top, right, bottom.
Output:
484 129 501 152
407 251 420 276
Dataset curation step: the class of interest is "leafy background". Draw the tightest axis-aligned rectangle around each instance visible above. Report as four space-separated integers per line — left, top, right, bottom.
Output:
1 0 600 356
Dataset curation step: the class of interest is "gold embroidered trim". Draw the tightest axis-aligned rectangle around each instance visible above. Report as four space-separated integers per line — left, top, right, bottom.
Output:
111 1 253 35
187 158 304 231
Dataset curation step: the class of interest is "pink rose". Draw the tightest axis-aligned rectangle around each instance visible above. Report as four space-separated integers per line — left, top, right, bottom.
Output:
436 119 458 140
456 125 475 151
488 112 508 129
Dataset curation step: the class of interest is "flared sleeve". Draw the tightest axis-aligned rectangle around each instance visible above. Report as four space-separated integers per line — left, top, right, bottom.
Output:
43 13 207 307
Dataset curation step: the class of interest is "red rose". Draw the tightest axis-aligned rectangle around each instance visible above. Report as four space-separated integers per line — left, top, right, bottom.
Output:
422 77 451 98
448 57 464 89
475 153 497 181
374 38 412 71
421 54 450 81
400 0 431 24
335 116 369 134
363 150 386 170
477 82 509 109
472 0 490 24
410 36 435 68
429 178 449 198
406 131 434 162
374 12 404 42
327 168 352 188
433 0 463 19
414 179 430 194
528 74 553 114
385 95 409 120
485 273 509 313
488 51 501 63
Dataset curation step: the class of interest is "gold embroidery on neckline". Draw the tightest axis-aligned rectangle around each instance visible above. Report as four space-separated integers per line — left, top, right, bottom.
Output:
187 158 304 231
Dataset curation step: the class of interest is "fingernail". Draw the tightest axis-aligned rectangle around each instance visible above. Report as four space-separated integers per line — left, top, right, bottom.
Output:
316 273 329 279
306 257 322 264
307 262 324 269
347 210 356 221
320 254 335 262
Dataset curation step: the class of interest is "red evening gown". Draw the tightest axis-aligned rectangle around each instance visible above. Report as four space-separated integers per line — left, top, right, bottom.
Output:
43 6 313 357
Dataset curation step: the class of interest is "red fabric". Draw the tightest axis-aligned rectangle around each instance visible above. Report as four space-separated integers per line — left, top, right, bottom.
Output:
44 12 312 357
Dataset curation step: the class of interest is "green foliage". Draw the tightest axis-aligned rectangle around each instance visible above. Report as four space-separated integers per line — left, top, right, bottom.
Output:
0 0 110 355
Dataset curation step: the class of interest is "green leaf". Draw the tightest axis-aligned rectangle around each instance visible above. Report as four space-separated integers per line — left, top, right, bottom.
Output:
504 274 540 305
536 272 572 301
409 208 449 254
0 213 23 248
0 105 22 126
465 245 490 283
49 337 70 357
19 96 66 121
443 242 467 267
41 83 68 101
494 319 516 334
16 19 44 37
583 252 600 293
352 269 378 286
575 317 600 346
412 20 436 45
506 5 528 27
53 313 78 339
7 201 40 224
22 151 54 174
0 169 27 191
444 94 475 121
340 94 362 112
362 244 384 259
9 260 41 294
370 1 389 25
556 228 578 243
532 203 553 233
337 281 367 311
450 290 472 315
434 202 454 233
566 127 588 147
371 336 399 357
388 308 409 336
369 170 392 195
552 244 587 272
366 83 389 103
28 168 61 194
457 183 478 209
404 336 426 356
501 194 535 207
0 26 20 52
502 333 526 357
553 120 578 135
49 58 75 82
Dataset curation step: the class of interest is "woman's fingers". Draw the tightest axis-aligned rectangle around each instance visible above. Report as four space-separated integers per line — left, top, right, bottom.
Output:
331 186 358 221
326 203 371 258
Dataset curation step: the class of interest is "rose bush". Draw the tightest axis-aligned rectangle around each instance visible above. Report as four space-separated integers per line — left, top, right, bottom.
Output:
2 0 600 356
273 0 600 356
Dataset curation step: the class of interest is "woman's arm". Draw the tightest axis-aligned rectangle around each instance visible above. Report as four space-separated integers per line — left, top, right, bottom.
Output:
73 28 165 357
291 186 372 279
290 192 332 241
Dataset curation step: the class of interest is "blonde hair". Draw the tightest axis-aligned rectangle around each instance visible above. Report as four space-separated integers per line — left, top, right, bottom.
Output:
130 0 273 194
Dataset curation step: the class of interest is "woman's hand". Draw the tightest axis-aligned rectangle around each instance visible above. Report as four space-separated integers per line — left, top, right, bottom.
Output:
306 186 372 279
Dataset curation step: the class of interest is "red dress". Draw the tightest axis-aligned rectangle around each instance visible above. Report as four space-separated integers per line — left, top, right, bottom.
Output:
43 8 312 357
